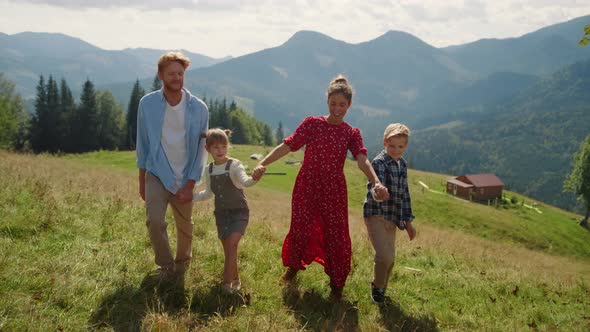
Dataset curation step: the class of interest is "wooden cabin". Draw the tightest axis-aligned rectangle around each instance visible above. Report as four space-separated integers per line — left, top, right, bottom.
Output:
446 173 504 202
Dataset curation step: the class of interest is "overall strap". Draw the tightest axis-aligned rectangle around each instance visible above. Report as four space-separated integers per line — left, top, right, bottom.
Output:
225 159 233 171
208 162 214 174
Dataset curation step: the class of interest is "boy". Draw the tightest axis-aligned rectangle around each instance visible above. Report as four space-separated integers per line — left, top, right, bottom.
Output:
363 123 416 305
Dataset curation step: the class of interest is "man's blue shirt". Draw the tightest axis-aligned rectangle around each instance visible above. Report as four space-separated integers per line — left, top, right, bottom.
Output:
136 88 209 194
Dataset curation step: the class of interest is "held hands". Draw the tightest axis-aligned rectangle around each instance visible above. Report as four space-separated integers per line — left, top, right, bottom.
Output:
176 180 195 203
252 165 266 181
176 187 192 203
373 183 390 201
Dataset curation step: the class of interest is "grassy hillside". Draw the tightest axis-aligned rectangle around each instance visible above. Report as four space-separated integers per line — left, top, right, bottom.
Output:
64 146 590 259
2 148 590 331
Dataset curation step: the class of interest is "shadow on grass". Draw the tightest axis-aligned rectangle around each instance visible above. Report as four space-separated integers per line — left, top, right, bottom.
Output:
89 273 250 331
378 297 439 332
89 273 187 332
188 285 251 325
282 284 360 332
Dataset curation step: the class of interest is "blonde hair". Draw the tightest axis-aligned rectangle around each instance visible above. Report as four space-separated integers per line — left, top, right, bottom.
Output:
327 74 354 102
157 51 191 72
383 123 410 141
205 128 232 147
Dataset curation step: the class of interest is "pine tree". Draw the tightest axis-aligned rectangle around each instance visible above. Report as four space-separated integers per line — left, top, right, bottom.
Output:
45 75 60 152
564 134 590 228
276 121 284 143
59 79 77 152
126 79 145 150
218 99 230 129
30 75 48 152
151 74 162 92
77 79 100 152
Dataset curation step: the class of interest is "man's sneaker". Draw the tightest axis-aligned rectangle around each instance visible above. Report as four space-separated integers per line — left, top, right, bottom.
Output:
371 283 386 305
175 261 189 276
155 267 176 283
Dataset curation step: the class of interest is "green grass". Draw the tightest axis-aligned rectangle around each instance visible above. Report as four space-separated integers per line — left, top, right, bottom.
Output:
63 150 138 172
2 149 590 331
66 147 590 259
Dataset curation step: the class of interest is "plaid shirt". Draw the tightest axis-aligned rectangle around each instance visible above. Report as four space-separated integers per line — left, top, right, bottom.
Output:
363 150 415 230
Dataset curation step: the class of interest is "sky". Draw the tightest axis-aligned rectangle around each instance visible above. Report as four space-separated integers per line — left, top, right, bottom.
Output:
0 0 589 58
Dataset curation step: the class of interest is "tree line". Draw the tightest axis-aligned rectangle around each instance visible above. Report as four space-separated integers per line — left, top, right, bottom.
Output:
0 73 283 153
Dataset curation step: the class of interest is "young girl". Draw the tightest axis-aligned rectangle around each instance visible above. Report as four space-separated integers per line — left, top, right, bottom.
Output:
253 75 389 301
193 128 260 293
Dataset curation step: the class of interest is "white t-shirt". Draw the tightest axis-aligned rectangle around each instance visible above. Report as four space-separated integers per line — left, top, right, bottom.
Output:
193 159 257 201
161 91 187 190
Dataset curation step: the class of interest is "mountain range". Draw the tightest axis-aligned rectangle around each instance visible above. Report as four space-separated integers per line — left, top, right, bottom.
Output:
1 15 589 211
0 31 230 98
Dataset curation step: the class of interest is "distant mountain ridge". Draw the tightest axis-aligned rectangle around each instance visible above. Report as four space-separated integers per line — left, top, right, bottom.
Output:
1 15 590 211
409 58 590 211
0 32 230 98
442 16 590 77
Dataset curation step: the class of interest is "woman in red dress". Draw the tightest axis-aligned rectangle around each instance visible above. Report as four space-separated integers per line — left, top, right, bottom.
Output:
252 75 389 301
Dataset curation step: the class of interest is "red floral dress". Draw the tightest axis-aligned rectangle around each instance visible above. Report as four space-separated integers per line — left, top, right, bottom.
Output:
282 116 367 288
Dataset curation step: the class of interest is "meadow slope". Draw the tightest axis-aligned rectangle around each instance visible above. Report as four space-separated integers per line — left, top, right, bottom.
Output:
1 148 589 331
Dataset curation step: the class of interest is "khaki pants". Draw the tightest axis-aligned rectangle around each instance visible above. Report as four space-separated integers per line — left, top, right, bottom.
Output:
145 172 193 271
364 215 397 289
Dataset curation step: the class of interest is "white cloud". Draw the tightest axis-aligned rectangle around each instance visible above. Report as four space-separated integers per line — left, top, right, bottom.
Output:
1 0 589 58
5 0 249 11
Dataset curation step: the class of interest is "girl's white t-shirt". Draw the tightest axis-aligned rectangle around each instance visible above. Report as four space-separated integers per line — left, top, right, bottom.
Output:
193 159 257 201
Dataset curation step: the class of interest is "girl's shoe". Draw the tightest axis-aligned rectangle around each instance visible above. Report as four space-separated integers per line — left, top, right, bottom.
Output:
222 283 234 294
329 284 343 302
279 267 298 285
231 279 242 291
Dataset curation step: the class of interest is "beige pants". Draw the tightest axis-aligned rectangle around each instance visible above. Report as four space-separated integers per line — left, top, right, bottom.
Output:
145 172 193 271
364 215 397 289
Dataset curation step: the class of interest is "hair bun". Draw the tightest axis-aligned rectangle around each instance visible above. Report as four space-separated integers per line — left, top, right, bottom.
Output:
331 75 349 85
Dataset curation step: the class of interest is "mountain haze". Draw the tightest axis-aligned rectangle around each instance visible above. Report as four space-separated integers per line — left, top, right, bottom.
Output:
174 29 471 136
172 16 589 138
443 16 590 77
0 32 229 98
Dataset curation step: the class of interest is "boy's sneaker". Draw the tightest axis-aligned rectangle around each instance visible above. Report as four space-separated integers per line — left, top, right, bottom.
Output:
371 283 386 305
